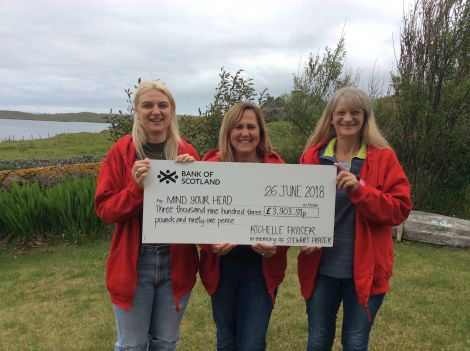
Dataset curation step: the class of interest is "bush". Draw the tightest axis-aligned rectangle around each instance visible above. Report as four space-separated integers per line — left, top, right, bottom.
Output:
192 67 269 156
105 80 139 142
267 121 304 164
178 115 212 157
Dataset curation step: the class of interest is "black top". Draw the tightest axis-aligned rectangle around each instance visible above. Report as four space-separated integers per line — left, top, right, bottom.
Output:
140 141 167 247
143 141 166 160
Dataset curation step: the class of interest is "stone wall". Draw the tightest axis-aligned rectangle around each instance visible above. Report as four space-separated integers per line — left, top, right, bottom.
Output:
0 156 104 170
0 162 101 188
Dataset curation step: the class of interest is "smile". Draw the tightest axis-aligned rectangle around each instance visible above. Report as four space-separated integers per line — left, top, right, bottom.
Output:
149 117 164 122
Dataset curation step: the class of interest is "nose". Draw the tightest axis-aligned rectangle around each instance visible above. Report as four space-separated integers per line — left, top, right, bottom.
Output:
241 127 249 136
152 106 162 115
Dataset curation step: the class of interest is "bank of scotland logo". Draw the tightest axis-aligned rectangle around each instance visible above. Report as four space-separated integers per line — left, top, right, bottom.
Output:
158 170 178 184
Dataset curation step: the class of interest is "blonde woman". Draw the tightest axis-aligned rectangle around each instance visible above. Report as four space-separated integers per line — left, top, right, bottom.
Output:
95 81 199 351
297 87 412 350
200 102 288 351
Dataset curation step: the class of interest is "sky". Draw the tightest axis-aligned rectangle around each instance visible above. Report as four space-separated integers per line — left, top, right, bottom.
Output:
0 0 414 115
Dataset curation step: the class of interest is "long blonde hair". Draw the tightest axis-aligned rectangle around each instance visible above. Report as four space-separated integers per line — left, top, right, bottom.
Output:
219 102 273 162
132 80 180 160
305 86 389 150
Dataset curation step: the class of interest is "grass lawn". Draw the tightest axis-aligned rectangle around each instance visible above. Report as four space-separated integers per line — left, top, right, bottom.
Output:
0 132 113 160
0 240 468 351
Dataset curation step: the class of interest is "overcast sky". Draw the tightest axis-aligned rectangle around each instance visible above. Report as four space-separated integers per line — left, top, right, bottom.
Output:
0 0 414 115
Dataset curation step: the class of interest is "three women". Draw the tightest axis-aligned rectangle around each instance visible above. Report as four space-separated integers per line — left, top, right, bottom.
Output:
96 81 411 351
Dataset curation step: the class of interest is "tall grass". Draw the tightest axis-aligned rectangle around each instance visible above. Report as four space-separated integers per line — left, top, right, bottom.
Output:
0 177 109 242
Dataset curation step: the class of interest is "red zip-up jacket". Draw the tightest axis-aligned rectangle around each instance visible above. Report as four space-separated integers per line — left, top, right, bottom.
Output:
297 142 412 313
95 135 200 311
198 148 289 304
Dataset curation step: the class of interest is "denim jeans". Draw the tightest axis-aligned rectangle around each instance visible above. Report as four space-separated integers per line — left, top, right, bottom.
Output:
306 274 385 351
113 245 190 351
211 260 274 351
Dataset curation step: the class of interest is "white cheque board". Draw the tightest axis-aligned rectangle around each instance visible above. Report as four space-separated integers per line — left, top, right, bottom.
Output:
142 161 336 246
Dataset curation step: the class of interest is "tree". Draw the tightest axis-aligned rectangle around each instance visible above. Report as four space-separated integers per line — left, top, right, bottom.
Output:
283 35 359 147
391 0 470 215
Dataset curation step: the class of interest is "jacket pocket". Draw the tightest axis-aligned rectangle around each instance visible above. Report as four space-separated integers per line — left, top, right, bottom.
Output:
106 245 133 299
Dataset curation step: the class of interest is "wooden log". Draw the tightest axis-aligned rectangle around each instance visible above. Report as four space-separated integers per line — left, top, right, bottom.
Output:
397 211 470 248
396 223 404 242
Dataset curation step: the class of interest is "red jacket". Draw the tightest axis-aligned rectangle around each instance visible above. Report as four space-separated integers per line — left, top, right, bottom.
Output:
95 135 200 311
297 142 412 312
199 149 289 304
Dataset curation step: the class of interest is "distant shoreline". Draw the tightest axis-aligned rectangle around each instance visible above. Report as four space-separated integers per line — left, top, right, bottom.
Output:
0 110 109 123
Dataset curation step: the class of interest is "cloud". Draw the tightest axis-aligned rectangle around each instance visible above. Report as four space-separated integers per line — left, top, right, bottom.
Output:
0 0 413 114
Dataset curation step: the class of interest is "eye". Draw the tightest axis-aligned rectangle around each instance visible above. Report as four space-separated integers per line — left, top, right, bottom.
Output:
140 102 153 109
159 102 170 109
234 124 243 130
335 110 346 116
351 109 363 116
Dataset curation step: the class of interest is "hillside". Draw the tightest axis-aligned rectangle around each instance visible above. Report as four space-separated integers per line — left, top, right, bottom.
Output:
0 110 109 123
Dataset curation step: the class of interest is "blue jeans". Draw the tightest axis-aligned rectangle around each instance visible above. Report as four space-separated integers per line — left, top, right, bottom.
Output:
211 260 274 351
113 245 190 351
306 274 385 351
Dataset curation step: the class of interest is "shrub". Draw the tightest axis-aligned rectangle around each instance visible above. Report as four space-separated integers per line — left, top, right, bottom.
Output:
105 80 139 142
267 121 304 164
190 67 269 156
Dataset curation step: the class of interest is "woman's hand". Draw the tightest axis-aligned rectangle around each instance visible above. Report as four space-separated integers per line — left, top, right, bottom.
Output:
212 243 237 255
335 163 359 192
252 242 276 258
175 153 196 163
133 157 151 188
300 246 321 254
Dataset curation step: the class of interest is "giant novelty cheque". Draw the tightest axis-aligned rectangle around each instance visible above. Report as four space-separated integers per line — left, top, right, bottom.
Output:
142 161 336 246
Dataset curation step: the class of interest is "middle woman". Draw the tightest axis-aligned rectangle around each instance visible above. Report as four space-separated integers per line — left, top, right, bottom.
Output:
199 102 288 351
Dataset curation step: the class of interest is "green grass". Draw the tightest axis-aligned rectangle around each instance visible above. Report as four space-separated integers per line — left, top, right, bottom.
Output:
0 240 468 351
0 132 113 160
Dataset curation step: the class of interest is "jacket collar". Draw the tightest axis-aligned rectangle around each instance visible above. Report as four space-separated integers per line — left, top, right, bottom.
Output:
322 137 367 159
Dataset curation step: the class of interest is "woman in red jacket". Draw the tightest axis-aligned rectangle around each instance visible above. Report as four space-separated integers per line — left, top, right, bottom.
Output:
95 81 199 351
200 102 288 351
297 87 412 351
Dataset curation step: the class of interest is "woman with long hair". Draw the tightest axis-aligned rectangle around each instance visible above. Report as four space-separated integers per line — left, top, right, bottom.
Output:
200 102 288 351
298 86 412 350
95 81 199 351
